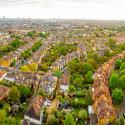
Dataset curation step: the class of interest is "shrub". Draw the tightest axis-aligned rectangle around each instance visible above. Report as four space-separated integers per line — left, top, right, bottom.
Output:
85 71 93 83
109 72 119 90
78 63 93 74
64 114 76 125
120 62 125 70
115 59 122 69
8 86 20 103
119 75 125 90
112 88 123 105
119 69 125 77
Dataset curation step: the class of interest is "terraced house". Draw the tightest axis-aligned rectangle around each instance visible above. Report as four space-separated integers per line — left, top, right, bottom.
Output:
92 51 125 125
4 72 42 90
50 51 81 71
23 96 45 125
39 73 57 95
0 85 10 101
59 68 70 94
27 41 51 64
0 37 40 67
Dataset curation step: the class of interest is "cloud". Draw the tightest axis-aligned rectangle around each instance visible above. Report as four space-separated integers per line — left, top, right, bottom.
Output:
0 0 56 7
0 0 125 19
0 0 125 7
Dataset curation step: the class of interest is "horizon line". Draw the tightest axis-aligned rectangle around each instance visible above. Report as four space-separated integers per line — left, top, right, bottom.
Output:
0 17 125 21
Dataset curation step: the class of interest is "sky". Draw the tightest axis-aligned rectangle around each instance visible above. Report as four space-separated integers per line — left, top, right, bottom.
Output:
0 0 125 20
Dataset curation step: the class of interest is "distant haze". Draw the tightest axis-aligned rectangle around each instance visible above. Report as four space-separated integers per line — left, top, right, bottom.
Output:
0 0 125 20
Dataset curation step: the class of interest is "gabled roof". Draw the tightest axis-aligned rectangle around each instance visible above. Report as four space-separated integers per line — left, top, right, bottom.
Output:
0 85 10 101
25 96 45 120
59 69 70 85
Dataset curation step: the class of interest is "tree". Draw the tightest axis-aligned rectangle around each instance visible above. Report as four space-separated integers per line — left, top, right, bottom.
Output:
3 103 10 115
78 63 93 74
10 59 16 67
68 59 78 74
53 70 62 78
18 85 31 101
115 59 122 69
38 88 47 97
119 69 125 77
21 49 32 60
85 71 93 83
31 41 42 52
109 38 117 49
20 65 29 72
4 117 19 125
47 114 58 125
112 88 123 105
0 109 6 123
38 63 49 72
64 114 76 125
120 62 125 70
85 92 93 105
26 31 36 38
79 109 88 119
109 72 119 90
8 86 20 103
118 75 125 90
69 85 75 92
10 39 22 48
104 49 111 57
73 76 84 87
39 32 46 38
29 63 38 71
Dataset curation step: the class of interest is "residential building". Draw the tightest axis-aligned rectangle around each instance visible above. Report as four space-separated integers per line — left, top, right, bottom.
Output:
4 72 42 90
39 73 57 95
0 85 10 101
24 96 45 125
88 105 97 125
59 68 70 94
0 70 7 81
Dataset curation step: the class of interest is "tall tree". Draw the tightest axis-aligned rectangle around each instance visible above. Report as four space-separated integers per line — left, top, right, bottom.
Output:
109 72 119 90
112 88 123 105
8 86 20 103
64 114 76 125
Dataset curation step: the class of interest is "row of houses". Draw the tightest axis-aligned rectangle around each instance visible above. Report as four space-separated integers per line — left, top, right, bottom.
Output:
0 37 40 67
1 52 76 101
0 40 12 47
39 51 82 95
4 72 42 91
0 33 10 41
22 53 77 125
50 51 82 71
22 43 87 125
27 41 52 64
1 43 85 125
3 42 85 94
22 70 69 125
92 51 125 125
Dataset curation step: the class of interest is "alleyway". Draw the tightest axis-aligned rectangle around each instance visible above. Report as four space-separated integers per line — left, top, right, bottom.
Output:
46 99 59 122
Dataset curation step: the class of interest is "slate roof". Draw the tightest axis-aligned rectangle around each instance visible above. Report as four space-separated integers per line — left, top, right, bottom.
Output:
25 96 45 120
92 52 125 124
59 68 70 85
0 85 10 101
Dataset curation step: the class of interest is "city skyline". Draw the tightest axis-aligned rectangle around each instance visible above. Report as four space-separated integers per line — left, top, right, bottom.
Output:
0 0 125 20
